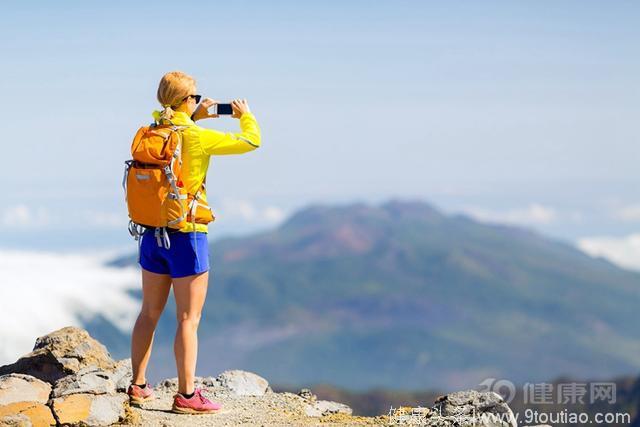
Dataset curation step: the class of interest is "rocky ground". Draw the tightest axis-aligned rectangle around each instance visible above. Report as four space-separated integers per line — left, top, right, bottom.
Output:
0 327 546 426
122 376 387 426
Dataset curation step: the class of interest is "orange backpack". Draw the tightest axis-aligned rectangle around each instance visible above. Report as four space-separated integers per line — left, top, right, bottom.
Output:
122 120 215 248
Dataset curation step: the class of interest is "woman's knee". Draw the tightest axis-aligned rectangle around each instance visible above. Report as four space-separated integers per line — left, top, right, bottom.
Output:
139 306 165 323
176 312 201 330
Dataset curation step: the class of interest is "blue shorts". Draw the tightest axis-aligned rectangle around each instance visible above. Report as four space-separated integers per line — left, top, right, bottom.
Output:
139 229 210 278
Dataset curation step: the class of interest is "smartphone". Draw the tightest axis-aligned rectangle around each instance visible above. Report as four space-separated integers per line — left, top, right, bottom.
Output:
209 103 233 115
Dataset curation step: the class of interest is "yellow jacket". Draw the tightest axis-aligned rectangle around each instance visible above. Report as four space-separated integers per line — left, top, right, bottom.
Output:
150 109 261 233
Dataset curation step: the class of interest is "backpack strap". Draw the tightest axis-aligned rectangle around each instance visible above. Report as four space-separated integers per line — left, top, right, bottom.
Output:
187 175 212 231
155 227 171 249
127 220 147 261
165 125 190 228
122 160 134 203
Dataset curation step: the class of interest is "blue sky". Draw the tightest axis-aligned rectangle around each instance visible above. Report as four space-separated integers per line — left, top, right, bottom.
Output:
1 1 639 265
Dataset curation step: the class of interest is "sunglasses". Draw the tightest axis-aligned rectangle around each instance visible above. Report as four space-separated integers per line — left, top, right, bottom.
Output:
182 94 202 104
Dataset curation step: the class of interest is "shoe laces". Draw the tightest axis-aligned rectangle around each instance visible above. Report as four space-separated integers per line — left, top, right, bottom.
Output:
194 388 208 404
196 388 211 404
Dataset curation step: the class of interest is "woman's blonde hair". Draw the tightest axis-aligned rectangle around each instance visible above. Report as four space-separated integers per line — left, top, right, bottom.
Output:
156 71 197 121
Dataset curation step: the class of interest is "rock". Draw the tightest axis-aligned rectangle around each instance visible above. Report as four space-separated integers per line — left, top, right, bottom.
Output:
0 414 32 427
315 400 353 416
154 376 225 395
87 394 129 426
216 370 269 396
305 399 353 417
199 376 220 388
0 350 65 385
297 388 316 402
304 404 322 417
0 328 128 426
0 374 51 405
51 394 91 425
51 393 128 426
112 359 132 392
155 377 183 392
427 390 517 427
0 402 55 427
52 367 116 397
0 327 116 384
157 377 179 391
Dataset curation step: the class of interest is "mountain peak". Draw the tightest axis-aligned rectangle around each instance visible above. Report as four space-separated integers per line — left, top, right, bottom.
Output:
279 198 443 231
380 198 443 220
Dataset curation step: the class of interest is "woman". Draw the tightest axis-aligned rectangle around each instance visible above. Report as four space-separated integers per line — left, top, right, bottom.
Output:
126 71 261 414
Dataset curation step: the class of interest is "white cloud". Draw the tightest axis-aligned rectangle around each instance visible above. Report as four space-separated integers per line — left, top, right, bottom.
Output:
577 234 640 272
218 198 286 224
1 204 51 228
0 204 129 230
614 204 640 222
81 210 125 228
0 200 286 235
0 250 139 365
263 206 287 222
462 203 557 226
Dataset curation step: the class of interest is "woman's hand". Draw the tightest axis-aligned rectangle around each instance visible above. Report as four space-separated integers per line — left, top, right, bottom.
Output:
191 98 219 122
231 99 251 119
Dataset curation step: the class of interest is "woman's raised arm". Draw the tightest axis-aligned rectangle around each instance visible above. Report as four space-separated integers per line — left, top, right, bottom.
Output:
198 99 261 155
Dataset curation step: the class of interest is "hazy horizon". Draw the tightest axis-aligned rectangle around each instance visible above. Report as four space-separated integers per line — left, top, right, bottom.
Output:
0 1 638 269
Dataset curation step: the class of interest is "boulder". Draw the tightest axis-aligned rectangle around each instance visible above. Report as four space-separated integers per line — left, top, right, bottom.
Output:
0 402 55 427
216 370 269 396
52 367 116 398
0 349 65 385
0 328 129 426
112 359 132 392
305 399 353 417
297 388 317 402
0 327 116 384
0 414 32 427
50 393 128 426
0 374 51 405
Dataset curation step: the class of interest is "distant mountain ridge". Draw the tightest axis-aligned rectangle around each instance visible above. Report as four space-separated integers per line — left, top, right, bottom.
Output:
104 198 640 391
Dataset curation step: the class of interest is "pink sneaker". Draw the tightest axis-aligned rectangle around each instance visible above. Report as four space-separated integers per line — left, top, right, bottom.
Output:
127 383 155 404
172 388 222 414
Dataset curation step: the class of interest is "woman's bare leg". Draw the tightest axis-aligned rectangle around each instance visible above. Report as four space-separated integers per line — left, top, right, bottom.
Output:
131 268 172 385
172 271 209 395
